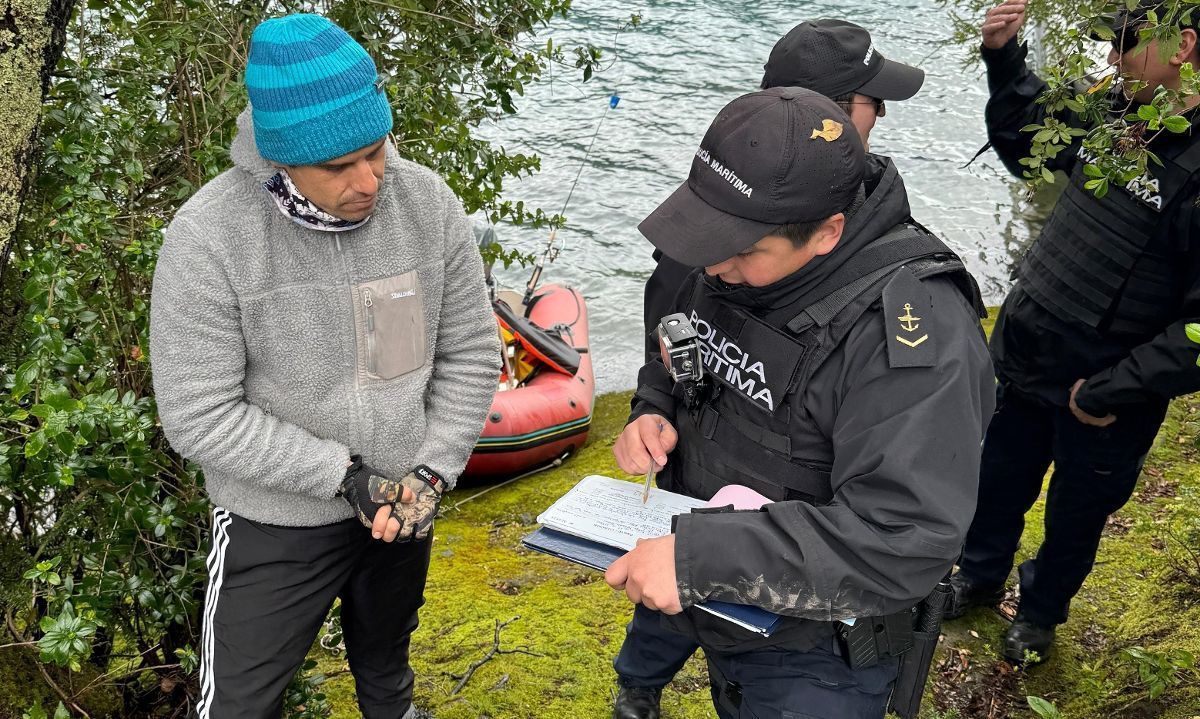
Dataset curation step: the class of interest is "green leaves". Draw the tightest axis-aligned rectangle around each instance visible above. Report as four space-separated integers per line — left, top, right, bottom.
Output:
23 556 63 586
1089 23 1116 41
1022 696 1060 719
177 645 200 674
1163 115 1191 133
1129 102 1193 134
1121 646 1198 701
1084 160 1108 196
24 431 47 459
1186 323 1200 366
37 604 97 672
1083 177 1110 196
4 1 610 714
1026 696 1061 719
283 659 332 719
11 360 39 400
22 702 70 719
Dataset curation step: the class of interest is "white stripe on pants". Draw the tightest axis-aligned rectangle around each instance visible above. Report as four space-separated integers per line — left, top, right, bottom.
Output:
197 507 232 719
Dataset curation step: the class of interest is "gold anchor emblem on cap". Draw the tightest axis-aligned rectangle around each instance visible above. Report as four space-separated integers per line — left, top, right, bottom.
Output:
810 119 844 142
896 302 929 348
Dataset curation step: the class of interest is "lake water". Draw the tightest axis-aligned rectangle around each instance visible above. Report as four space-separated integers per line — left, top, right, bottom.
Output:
481 0 1046 393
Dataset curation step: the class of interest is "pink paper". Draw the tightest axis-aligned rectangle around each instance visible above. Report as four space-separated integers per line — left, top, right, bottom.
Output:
707 484 772 510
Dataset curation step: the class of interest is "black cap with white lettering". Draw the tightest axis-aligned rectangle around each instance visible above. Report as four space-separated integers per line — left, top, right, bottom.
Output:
761 19 924 101
638 87 865 267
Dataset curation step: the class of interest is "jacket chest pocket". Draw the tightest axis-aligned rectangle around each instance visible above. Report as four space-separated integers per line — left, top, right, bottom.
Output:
353 271 427 384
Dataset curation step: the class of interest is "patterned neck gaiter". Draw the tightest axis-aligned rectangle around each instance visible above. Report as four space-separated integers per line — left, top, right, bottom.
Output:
263 169 371 232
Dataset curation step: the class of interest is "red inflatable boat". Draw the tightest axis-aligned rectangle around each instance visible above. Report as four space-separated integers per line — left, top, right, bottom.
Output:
460 283 595 481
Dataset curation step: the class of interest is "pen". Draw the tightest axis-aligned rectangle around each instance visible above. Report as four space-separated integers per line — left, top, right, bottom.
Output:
642 462 656 504
642 421 665 504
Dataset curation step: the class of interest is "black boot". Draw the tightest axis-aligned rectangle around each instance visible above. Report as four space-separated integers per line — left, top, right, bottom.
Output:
613 685 662 719
1003 613 1056 664
945 571 1006 620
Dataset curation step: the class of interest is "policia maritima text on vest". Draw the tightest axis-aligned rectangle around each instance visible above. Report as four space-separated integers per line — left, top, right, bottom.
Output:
948 0 1200 664
603 87 995 719
617 20 927 719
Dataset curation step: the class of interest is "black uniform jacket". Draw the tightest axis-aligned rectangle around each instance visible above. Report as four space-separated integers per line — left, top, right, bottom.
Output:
630 157 996 652
984 39 1200 414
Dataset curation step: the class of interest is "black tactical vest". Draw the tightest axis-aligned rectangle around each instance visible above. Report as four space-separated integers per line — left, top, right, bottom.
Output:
1020 135 1200 337
656 224 984 506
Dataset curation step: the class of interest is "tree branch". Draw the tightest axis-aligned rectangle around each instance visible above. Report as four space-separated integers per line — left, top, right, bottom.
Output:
448 616 542 695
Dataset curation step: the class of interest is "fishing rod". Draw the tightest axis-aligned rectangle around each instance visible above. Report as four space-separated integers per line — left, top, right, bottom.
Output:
521 92 621 312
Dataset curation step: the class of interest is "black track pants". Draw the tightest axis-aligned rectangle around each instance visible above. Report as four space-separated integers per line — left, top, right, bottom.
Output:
197 508 432 718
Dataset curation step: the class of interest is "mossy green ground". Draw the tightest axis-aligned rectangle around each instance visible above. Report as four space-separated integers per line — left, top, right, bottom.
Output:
313 392 717 718
5 314 1192 717
305 310 1200 718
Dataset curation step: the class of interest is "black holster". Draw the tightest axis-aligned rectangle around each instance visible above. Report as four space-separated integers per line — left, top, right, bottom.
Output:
886 576 952 719
836 609 915 671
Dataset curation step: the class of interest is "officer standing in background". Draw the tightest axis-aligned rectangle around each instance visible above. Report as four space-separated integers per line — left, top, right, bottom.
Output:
642 19 926 362
607 87 994 719
949 0 1200 663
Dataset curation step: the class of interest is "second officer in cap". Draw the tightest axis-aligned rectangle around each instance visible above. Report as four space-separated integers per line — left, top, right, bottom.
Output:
605 87 995 718
642 18 927 364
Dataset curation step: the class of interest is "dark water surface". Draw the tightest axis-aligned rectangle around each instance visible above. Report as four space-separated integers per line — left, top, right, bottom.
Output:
480 0 1043 393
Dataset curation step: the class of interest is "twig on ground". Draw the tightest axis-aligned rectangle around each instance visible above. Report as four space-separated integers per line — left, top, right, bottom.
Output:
448 616 542 695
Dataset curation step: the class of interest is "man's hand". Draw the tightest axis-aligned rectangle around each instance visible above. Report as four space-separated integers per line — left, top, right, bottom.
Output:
605 535 682 615
1070 379 1117 427
982 0 1026 50
340 456 413 542
394 465 446 541
613 414 677 475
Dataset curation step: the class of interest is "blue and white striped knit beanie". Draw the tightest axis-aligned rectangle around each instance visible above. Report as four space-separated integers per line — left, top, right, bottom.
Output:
245 14 393 166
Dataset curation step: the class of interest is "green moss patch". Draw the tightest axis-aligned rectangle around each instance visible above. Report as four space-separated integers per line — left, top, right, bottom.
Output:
315 308 1200 718
0 648 122 717
313 392 715 718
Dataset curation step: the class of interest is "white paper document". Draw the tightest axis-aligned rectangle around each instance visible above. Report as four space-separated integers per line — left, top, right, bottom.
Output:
536 474 707 551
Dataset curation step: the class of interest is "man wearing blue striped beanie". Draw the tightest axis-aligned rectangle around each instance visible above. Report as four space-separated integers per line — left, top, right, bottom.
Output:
150 13 500 718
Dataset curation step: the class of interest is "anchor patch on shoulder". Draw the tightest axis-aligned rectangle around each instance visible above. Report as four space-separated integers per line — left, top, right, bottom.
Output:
883 268 936 368
895 303 928 347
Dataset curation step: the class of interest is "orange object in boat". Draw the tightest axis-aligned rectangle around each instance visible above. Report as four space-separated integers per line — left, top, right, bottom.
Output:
460 283 595 482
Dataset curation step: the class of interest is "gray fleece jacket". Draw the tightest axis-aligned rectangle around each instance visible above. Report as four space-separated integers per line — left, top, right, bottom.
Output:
150 111 500 527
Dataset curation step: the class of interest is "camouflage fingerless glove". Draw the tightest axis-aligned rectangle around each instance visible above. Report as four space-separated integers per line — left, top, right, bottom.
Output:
338 455 402 528
395 465 445 541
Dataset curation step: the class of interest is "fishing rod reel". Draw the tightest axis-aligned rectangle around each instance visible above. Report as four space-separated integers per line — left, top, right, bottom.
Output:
473 223 501 303
521 228 563 311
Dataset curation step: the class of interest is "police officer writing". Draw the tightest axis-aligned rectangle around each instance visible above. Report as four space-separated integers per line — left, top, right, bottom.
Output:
618 22 926 719
949 0 1200 664
606 87 995 719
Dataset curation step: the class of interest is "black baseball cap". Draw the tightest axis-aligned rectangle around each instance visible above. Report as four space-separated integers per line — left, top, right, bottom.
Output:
761 19 925 101
1088 2 1199 50
638 87 866 268
1108 0 1197 28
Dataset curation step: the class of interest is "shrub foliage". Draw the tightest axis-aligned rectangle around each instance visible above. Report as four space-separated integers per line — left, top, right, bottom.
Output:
0 1 623 714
